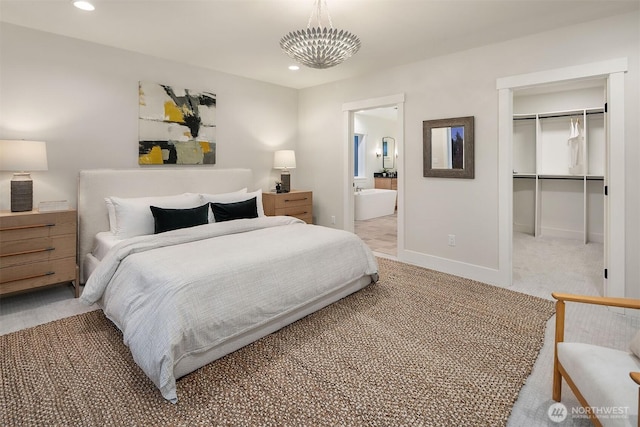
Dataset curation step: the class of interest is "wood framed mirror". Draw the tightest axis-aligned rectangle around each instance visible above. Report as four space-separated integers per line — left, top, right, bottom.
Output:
423 116 474 179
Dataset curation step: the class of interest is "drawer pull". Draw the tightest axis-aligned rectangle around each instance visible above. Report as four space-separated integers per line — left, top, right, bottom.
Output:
0 223 55 232
0 247 55 258
284 197 308 202
0 271 55 284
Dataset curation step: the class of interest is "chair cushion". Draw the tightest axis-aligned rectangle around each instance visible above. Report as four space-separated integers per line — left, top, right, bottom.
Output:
558 342 639 426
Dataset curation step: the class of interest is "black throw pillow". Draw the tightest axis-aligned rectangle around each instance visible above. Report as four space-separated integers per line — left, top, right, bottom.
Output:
150 203 209 234
210 197 258 222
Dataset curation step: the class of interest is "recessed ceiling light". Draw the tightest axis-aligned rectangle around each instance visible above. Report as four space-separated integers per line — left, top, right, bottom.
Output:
73 1 95 11
288 65 300 71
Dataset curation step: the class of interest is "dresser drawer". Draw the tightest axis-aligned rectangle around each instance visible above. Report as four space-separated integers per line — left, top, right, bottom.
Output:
1 235 76 267
275 203 312 217
0 257 77 294
273 191 312 209
0 210 76 242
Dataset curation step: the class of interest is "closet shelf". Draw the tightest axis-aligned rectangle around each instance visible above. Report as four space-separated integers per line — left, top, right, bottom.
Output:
513 107 605 120
513 174 604 181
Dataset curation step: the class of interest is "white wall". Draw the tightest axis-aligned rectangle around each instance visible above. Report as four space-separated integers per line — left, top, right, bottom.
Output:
0 23 298 210
296 11 639 296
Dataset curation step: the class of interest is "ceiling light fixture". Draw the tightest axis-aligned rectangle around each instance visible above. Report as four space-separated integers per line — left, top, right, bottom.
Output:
279 0 360 69
73 1 95 11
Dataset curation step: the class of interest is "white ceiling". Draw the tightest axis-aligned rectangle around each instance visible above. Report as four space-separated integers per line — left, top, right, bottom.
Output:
1 0 637 89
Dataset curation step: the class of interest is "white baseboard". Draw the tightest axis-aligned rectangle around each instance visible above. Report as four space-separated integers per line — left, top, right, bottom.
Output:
513 223 534 234
587 232 604 244
540 226 582 241
399 249 507 288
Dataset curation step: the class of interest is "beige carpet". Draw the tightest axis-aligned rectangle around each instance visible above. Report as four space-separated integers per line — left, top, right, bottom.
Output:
0 258 554 426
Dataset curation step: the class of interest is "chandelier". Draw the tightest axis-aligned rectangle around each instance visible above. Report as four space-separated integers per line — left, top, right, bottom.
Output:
279 0 361 69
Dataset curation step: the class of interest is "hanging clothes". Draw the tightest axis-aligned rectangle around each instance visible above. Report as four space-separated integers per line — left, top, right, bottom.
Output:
567 117 584 174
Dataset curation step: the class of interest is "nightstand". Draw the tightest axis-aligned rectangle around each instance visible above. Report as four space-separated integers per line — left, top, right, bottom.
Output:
262 190 313 224
0 209 80 298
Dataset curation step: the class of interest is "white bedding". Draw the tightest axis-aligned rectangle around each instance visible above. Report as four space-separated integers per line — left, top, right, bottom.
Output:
91 231 123 261
81 216 378 402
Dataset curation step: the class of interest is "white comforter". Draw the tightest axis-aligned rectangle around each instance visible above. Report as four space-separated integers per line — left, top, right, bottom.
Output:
81 216 378 402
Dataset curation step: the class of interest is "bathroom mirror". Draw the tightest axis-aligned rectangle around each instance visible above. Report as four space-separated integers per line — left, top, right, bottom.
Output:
382 137 395 169
423 116 474 179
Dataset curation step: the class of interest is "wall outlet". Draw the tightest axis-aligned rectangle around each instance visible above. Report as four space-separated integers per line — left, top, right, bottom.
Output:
331 215 336 225
448 234 456 247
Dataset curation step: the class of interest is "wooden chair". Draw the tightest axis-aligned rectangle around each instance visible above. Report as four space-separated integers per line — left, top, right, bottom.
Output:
552 292 640 427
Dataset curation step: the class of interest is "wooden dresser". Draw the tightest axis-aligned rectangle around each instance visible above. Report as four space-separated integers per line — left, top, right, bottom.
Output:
262 190 313 224
0 209 79 298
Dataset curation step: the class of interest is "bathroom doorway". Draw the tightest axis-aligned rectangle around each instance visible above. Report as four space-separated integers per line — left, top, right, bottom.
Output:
352 106 399 257
342 93 405 259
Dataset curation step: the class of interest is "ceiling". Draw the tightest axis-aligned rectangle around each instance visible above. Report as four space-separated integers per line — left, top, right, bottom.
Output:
1 1 637 89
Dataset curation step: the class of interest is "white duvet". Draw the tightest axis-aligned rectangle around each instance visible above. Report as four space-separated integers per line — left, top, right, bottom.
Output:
81 216 378 402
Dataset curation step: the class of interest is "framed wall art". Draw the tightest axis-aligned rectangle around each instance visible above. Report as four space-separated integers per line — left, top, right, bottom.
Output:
138 81 216 165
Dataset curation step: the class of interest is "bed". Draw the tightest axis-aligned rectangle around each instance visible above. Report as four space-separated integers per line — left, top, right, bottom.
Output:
78 168 378 403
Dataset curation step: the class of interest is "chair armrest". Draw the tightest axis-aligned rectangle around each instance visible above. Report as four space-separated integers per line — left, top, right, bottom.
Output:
631 372 640 386
552 292 640 310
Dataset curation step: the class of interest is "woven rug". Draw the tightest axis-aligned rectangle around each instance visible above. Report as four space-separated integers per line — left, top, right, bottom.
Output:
1 258 554 426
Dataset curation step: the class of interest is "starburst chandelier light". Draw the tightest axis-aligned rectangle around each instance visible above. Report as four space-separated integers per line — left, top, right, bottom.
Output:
280 0 361 69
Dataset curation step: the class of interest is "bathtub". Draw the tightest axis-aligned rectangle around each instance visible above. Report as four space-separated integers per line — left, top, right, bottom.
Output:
354 188 397 221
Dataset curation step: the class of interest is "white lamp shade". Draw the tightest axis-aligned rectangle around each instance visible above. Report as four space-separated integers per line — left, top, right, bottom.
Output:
273 150 296 170
0 140 48 171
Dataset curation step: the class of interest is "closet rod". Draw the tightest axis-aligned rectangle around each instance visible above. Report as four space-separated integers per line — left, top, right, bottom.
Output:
538 175 585 181
514 110 604 121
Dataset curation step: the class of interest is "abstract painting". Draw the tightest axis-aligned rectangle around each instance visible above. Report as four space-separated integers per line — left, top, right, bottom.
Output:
138 81 216 165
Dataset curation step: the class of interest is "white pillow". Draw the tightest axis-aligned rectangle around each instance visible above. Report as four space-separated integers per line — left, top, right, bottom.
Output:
630 330 640 359
105 197 116 233
107 193 201 238
200 189 265 222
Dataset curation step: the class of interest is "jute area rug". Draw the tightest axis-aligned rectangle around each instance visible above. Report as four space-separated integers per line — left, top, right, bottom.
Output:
1 258 554 426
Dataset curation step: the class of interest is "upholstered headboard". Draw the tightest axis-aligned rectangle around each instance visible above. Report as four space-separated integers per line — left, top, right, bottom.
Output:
78 168 253 282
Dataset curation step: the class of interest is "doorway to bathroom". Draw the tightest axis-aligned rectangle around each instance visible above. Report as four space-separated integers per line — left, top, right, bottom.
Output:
342 93 405 259
352 106 399 257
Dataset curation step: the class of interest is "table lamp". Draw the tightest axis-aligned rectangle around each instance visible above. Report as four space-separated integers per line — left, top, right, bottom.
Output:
0 140 48 212
273 150 296 193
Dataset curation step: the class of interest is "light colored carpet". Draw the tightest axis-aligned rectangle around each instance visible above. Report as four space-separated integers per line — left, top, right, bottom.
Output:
0 284 96 335
0 257 554 426
507 232 640 427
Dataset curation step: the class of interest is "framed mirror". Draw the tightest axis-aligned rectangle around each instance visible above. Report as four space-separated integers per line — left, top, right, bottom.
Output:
423 116 474 179
382 137 395 169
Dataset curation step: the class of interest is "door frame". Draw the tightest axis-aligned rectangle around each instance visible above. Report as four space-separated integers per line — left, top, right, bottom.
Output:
497 58 627 298
342 93 405 254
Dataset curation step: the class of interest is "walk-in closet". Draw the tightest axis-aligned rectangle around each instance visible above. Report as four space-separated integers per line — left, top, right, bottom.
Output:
512 81 606 296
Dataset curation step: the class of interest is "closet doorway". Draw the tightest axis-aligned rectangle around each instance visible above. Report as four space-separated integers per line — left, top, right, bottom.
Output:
498 58 627 299
512 79 607 297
